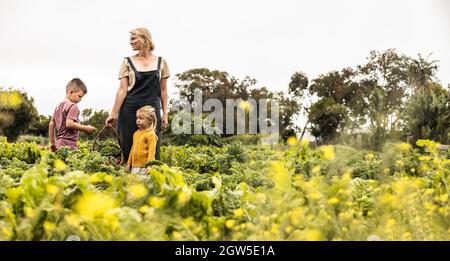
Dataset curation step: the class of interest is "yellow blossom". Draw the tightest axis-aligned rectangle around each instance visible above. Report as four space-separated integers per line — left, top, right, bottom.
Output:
103 175 114 184
303 229 323 241
177 190 190 204
74 192 116 219
439 194 448 203
138 205 149 214
311 165 321 175
128 184 148 199
53 159 67 172
64 214 81 227
327 197 340 205
287 136 297 146
46 184 59 195
2 227 12 238
148 197 166 208
43 221 56 232
24 207 35 218
233 208 244 218
397 143 412 153
366 153 375 160
320 145 335 160
172 231 182 240
285 226 293 234
225 219 236 229
5 207 15 220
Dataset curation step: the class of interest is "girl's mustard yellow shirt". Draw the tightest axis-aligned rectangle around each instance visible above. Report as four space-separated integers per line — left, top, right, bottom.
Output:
127 129 158 167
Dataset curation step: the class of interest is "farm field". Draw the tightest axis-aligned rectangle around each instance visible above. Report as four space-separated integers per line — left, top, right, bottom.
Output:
0 137 448 241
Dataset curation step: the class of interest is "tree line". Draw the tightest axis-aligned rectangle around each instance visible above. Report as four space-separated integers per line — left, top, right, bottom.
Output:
1 49 448 150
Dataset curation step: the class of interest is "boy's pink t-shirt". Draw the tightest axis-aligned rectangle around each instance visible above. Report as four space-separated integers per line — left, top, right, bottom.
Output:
53 101 80 149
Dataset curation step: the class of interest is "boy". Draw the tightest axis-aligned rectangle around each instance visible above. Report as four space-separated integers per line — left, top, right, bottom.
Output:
49 78 96 151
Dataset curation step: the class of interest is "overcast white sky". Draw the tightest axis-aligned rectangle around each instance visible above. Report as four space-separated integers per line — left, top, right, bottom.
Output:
1 0 449 116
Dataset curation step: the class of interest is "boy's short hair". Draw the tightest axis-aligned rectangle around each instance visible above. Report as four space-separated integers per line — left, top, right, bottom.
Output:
66 78 87 94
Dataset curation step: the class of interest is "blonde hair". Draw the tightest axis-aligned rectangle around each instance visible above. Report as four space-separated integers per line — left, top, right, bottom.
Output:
137 105 157 130
130 27 155 51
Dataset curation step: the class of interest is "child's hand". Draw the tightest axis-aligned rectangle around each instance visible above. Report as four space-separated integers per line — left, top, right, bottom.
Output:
50 144 56 152
85 125 96 133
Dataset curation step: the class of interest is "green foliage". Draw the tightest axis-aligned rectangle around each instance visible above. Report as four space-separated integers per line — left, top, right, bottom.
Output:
0 88 39 142
308 97 347 144
0 133 449 241
403 83 450 144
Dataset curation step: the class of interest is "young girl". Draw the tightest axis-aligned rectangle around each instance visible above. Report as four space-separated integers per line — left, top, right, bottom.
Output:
127 105 158 174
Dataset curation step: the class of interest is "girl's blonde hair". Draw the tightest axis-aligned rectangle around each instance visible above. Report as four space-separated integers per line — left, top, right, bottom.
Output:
130 27 155 51
137 105 157 130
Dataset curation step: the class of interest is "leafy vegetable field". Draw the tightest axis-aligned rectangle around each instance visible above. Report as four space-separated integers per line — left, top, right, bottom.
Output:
0 137 449 240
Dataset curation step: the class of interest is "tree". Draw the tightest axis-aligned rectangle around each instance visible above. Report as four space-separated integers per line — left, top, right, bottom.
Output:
80 109 109 140
27 114 51 137
0 88 39 141
174 68 300 139
403 82 450 144
308 97 347 144
288 71 310 140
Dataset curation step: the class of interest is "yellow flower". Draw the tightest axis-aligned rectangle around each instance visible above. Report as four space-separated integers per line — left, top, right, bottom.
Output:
309 191 322 200
395 160 404 168
128 184 148 199
177 190 190 205
320 145 335 160
53 159 67 172
103 175 114 184
233 208 244 218
311 165 321 175
305 230 323 241
225 219 236 229
5 207 15 220
270 162 291 192
290 208 303 226
46 184 59 195
64 214 80 227
439 193 448 203
386 218 397 227
2 227 12 238
285 226 293 234
327 197 340 205
89 174 102 184
365 153 375 160
74 192 116 219
148 197 166 208
138 205 150 214
24 207 35 218
172 231 182 240
419 156 430 161
397 143 412 153
43 221 56 232
287 136 297 146
0 91 22 108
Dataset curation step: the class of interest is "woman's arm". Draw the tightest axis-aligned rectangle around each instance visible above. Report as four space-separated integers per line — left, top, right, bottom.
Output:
106 77 129 127
160 77 168 130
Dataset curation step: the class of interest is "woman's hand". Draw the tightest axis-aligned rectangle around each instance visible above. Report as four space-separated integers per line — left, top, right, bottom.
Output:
161 113 169 131
105 114 117 128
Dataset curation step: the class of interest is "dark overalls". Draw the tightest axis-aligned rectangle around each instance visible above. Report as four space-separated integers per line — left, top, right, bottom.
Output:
118 56 162 161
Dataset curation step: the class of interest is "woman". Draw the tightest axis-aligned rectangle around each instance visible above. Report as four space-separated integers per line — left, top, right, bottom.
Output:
106 27 170 161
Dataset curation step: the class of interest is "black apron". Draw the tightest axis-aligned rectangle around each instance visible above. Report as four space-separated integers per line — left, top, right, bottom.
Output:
118 56 162 161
